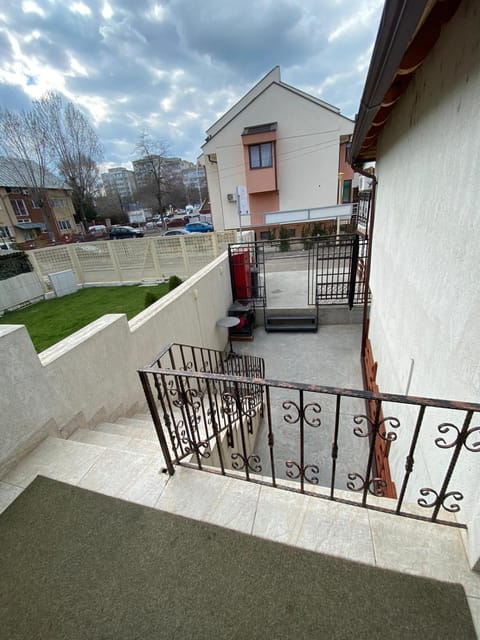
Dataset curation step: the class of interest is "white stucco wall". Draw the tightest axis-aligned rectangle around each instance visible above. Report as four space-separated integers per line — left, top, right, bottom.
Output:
0 253 233 475
367 0 480 564
203 82 353 230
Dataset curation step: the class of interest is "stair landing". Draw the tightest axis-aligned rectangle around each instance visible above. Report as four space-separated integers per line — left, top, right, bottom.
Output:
0 413 479 634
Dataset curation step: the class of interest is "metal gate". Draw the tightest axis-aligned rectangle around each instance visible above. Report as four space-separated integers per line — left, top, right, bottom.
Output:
228 241 266 309
228 234 369 314
308 233 369 307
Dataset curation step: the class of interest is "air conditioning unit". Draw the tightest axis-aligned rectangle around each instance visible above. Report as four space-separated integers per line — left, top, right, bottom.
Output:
21 189 29 195
227 193 236 202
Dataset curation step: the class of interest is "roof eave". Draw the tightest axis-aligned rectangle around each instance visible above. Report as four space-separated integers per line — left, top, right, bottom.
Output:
351 0 461 165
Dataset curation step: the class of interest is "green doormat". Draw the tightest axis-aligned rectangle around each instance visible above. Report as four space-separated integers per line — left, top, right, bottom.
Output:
0 476 476 639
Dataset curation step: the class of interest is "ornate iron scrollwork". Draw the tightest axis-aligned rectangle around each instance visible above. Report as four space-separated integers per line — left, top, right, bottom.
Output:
346 472 387 497
435 423 480 453
231 452 262 473
417 488 463 513
285 460 319 484
241 395 257 418
282 400 321 427
221 391 238 417
353 415 400 441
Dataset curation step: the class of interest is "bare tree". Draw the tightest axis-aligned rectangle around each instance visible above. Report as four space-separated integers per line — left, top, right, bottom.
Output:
0 105 59 240
133 132 170 224
0 93 103 238
36 92 103 231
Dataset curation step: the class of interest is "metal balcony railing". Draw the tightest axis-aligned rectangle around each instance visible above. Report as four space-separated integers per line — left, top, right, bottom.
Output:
139 344 480 528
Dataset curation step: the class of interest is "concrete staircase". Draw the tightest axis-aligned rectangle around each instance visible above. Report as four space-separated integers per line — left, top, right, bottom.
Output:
0 413 170 512
0 408 479 633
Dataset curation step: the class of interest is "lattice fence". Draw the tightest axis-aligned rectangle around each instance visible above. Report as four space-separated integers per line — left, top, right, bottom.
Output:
28 231 237 286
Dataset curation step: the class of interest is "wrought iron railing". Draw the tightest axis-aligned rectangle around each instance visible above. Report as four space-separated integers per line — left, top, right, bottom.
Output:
139 345 480 528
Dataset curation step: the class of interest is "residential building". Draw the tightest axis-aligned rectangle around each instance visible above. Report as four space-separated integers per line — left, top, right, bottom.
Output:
0 1 479 634
133 156 193 191
182 164 208 205
101 167 136 202
200 66 354 232
0 158 77 247
350 0 480 567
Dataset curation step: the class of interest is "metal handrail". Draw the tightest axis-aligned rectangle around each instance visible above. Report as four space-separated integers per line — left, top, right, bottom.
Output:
139 343 480 528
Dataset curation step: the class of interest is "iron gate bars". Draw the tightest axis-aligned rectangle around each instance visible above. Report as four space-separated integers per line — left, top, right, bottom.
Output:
139 343 480 528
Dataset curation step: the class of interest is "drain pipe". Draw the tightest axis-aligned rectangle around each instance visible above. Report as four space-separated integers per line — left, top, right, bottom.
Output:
352 164 378 358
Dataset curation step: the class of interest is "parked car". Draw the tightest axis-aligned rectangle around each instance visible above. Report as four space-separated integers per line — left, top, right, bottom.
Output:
109 226 144 239
163 229 189 237
166 216 188 228
185 221 213 233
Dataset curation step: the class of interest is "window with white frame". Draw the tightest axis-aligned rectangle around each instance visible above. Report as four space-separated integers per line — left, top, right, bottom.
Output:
11 199 29 217
249 142 273 169
31 199 41 208
58 220 72 230
0 225 12 238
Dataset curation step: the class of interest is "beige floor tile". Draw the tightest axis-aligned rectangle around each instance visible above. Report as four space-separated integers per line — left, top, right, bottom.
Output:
204 477 259 534
120 460 169 508
252 485 309 545
96 422 158 442
467 596 480 638
155 466 228 519
295 495 376 564
2 437 104 488
0 481 23 514
368 509 480 596
77 448 155 498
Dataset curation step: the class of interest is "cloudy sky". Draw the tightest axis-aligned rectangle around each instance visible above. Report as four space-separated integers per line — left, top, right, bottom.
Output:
0 0 384 170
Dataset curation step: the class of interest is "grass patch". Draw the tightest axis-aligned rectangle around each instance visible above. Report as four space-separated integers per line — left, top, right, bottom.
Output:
0 284 169 352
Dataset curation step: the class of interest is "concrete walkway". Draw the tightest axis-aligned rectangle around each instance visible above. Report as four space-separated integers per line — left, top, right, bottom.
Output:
233 324 368 488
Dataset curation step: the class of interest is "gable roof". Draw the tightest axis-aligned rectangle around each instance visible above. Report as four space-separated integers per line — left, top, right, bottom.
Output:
351 0 461 164
0 157 67 190
203 66 352 147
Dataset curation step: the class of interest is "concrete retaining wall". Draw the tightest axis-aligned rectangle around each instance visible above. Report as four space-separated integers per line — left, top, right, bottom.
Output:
0 253 233 476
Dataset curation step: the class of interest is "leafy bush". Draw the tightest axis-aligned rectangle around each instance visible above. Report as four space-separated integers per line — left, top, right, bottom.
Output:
0 251 32 281
144 291 159 308
279 226 290 252
168 275 183 291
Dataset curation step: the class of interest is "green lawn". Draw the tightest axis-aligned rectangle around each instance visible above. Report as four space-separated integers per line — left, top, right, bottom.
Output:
0 284 169 353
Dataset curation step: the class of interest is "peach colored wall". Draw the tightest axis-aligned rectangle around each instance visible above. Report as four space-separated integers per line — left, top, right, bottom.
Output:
249 192 279 221
244 163 277 194
242 131 277 196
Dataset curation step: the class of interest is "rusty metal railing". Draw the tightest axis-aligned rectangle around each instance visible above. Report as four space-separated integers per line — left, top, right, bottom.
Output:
139 343 480 528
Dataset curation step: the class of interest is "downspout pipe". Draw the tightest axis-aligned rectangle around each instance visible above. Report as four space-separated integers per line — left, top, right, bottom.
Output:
352 163 378 358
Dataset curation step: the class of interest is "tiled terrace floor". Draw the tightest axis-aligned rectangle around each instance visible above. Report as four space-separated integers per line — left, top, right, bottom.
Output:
0 321 479 635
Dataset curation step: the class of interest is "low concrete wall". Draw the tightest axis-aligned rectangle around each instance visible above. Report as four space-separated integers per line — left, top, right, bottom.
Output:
0 272 45 312
0 253 233 476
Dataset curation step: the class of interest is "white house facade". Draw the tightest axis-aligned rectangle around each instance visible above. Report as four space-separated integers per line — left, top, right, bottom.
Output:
351 0 480 568
201 67 354 231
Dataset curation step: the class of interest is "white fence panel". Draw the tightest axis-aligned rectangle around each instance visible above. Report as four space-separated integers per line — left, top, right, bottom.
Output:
27 231 237 286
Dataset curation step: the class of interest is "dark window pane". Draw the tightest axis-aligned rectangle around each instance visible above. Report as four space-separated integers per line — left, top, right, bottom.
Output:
249 146 260 168
260 143 272 167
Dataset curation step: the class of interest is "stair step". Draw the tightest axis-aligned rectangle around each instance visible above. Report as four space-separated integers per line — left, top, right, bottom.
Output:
116 417 155 429
95 422 158 442
70 428 162 457
265 315 318 332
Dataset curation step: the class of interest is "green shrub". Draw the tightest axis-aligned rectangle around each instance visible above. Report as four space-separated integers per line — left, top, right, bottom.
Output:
0 251 31 281
168 275 183 291
144 291 159 308
279 226 290 252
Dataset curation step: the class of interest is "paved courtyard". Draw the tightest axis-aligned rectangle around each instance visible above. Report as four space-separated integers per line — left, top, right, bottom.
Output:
233 322 368 488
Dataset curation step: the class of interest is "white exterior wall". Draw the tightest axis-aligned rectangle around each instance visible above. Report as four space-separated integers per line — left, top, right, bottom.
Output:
203 83 353 230
368 0 480 564
0 253 233 476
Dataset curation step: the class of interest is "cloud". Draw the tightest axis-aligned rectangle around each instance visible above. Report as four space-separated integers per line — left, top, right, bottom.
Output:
0 0 383 164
